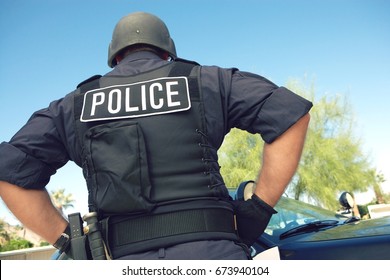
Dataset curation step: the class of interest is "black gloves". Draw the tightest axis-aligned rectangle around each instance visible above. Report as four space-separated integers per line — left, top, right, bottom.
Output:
232 194 277 247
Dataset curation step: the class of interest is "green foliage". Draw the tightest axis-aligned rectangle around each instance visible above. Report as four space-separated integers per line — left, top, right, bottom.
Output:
40 241 50 247
50 188 75 211
1 218 31 252
288 80 376 209
357 204 369 218
371 171 388 204
218 78 378 210
0 219 10 242
218 128 263 188
1 218 48 252
0 238 33 252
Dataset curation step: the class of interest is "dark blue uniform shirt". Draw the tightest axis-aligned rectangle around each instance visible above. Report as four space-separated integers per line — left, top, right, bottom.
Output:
0 51 312 191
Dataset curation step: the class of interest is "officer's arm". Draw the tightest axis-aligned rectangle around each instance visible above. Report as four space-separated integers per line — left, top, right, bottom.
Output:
254 113 310 207
0 181 68 244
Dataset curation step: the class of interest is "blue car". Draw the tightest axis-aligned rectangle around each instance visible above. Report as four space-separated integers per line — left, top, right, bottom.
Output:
233 181 390 260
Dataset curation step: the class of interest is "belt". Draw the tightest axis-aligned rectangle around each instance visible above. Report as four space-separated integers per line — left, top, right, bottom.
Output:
102 207 238 258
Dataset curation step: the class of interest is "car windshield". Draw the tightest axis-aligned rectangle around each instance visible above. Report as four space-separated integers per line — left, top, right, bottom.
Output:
264 196 347 240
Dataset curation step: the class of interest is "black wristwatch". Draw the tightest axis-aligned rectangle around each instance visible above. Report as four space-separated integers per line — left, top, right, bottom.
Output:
53 225 71 252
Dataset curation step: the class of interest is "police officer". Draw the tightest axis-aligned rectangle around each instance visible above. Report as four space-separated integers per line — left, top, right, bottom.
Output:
0 12 312 260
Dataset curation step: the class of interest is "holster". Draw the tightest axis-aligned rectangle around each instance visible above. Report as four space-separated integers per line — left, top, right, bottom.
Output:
68 213 89 260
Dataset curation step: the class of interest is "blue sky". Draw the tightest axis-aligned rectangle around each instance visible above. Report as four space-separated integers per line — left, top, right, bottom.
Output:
1 0 389 223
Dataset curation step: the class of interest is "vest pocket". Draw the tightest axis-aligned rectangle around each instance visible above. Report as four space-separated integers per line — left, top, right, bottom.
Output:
84 121 154 214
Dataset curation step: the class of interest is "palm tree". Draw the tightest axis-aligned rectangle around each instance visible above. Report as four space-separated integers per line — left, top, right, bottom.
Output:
372 171 386 204
0 219 11 246
50 188 75 215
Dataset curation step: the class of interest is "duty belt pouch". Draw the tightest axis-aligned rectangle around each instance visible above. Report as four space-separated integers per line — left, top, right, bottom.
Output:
83 120 154 214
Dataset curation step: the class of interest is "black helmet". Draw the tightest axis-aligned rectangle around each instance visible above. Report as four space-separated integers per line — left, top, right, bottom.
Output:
107 12 177 68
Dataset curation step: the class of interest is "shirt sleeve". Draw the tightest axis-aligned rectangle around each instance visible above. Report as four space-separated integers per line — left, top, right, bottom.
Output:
229 70 313 143
0 99 72 190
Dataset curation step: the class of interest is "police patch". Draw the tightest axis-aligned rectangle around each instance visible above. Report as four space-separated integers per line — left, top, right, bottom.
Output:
80 77 191 122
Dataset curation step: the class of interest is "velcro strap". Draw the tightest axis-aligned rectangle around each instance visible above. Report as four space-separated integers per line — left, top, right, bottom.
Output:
110 208 235 246
74 76 101 121
169 61 200 101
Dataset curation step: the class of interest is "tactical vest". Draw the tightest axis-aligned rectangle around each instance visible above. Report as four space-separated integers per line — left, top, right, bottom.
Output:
73 60 230 218
73 61 238 257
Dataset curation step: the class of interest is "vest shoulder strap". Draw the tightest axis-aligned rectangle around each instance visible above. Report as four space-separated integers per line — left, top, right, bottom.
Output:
77 74 102 89
74 75 102 121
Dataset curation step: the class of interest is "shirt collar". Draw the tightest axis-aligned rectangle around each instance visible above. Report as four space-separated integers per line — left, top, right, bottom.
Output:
106 51 168 76
118 51 163 64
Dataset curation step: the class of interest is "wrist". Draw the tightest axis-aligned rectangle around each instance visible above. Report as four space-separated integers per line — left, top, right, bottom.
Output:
251 194 277 215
